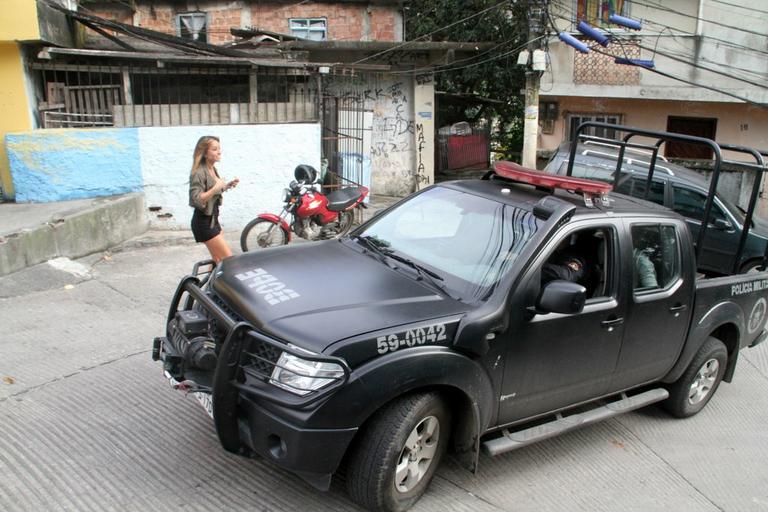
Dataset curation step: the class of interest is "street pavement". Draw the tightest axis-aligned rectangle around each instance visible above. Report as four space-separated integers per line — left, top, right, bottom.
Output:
1 234 767 511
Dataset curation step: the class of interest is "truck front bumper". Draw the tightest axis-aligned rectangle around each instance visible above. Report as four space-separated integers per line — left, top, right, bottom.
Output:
159 272 357 491
238 395 357 491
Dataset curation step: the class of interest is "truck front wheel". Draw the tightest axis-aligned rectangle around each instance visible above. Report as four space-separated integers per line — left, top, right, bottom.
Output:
663 337 727 418
346 392 451 512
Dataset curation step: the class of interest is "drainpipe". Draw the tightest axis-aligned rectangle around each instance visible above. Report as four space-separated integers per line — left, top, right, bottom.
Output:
696 0 704 37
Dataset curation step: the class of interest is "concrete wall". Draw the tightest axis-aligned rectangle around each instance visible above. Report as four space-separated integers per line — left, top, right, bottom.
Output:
7 129 142 202
5 124 321 229
0 43 35 200
139 124 321 230
0 0 41 41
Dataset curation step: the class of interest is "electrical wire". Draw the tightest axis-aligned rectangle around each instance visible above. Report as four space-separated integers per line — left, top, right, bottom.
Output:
548 11 768 91
587 43 767 108
551 2 768 77
658 45 768 81
392 36 524 75
390 35 547 76
350 0 510 65
628 0 768 39
710 0 768 16
550 2 768 58
544 7 767 108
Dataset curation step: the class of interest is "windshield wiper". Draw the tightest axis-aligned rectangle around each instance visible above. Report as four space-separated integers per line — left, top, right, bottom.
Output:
383 251 443 281
353 236 458 299
353 235 391 262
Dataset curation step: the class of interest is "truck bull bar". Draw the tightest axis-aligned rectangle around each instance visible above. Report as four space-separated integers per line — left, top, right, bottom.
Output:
165 270 351 452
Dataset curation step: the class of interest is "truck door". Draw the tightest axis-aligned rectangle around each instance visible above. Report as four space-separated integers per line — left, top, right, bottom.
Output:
498 222 627 424
671 184 737 273
611 221 694 390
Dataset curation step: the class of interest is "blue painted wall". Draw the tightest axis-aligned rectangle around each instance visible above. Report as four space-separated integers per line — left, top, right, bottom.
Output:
6 128 142 202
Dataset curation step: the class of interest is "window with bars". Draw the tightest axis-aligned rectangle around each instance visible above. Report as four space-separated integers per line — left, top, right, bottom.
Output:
289 18 327 41
567 113 622 141
177 12 208 42
575 0 626 27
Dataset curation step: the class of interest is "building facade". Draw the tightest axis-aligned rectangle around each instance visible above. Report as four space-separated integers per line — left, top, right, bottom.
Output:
0 0 75 200
3 1 489 232
83 0 403 44
541 0 768 161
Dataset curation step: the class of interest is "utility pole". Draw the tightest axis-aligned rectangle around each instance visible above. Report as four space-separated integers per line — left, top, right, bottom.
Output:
522 0 546 169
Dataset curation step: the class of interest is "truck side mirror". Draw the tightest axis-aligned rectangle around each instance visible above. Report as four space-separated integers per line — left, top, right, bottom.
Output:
711 218 733 231
534 280 587 315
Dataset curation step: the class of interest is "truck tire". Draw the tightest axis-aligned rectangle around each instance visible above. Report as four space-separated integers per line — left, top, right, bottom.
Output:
346 392 451 512
663 337 727 418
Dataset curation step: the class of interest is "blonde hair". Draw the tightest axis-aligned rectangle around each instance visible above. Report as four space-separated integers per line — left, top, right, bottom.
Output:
191 136 220 174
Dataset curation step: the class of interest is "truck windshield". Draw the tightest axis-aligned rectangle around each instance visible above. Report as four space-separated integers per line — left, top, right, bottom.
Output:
358 187 539 301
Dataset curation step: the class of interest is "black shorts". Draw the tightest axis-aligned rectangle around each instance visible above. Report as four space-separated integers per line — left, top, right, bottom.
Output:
191 208 222 243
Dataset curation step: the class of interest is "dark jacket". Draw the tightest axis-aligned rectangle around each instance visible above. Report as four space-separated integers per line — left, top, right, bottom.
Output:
189 166 223 217
542 253 589 285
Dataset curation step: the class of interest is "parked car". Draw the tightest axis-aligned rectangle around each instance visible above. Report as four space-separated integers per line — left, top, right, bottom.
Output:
154 153 768 511
544 141 768 274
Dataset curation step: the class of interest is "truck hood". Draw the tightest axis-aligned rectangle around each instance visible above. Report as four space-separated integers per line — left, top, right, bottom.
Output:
211 240 468 353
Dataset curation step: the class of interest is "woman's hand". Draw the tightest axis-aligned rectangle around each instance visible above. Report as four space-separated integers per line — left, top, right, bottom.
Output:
213 177 227 193
226 177 240 191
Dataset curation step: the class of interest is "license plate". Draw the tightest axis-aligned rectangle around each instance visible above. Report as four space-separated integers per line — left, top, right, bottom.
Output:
194 392 214 419
164 371 214 420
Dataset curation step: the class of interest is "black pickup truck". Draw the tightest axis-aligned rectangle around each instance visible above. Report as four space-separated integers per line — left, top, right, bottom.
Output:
153 126 768 512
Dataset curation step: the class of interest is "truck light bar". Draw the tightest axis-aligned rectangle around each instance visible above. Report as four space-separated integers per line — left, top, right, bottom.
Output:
493 161 612 207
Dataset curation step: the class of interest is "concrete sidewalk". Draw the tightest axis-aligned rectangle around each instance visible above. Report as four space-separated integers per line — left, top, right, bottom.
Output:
0 193 402 277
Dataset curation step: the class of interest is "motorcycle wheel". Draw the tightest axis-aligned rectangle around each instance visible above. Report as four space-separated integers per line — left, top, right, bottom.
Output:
335 210 355 238
240 219 288 252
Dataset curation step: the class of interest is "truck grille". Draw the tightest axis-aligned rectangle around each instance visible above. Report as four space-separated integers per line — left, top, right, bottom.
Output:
240 336 282 381
207 293 282 382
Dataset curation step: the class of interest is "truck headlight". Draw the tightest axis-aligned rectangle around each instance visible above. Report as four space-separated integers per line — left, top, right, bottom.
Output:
270 352 345 396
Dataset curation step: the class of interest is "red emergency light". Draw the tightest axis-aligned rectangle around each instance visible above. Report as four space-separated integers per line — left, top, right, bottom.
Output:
493 161 613 205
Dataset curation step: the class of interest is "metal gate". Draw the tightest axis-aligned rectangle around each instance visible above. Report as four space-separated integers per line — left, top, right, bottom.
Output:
321 89 367 193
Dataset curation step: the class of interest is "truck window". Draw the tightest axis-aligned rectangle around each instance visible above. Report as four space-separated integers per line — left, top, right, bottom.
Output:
541 227 614 299
362 187 539 301
672 186 726 223
631 224 680 291
615 177 665 206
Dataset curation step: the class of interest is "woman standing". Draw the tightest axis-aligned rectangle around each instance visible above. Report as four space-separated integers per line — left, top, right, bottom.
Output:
188 136 239 263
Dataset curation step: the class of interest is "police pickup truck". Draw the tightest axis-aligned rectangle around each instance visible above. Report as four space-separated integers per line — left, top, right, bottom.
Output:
153 127 768 512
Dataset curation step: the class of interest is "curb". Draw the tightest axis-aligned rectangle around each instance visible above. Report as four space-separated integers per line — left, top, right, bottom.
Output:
0 193 148 277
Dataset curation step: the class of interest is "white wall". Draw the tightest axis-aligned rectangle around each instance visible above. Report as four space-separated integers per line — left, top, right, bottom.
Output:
139 123 321 230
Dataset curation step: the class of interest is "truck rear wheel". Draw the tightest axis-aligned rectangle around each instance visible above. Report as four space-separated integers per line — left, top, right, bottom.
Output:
663 337 727 418
346 392 450 512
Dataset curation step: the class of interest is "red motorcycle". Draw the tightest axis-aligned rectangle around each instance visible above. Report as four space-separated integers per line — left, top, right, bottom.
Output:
240 165 369 251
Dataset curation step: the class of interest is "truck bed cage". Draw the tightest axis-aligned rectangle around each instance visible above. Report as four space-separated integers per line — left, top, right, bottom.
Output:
566 122 768 274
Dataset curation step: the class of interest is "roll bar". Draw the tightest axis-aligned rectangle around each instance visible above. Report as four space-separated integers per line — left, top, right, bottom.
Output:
566 122 767 274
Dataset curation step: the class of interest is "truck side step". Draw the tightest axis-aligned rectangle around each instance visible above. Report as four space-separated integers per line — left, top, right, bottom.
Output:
482 388 669 457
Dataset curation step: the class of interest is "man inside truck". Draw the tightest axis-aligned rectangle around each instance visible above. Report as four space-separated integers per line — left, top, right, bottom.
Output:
542 235 590 286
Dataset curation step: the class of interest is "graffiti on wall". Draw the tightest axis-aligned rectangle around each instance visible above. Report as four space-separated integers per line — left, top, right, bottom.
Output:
369 81 415 195
326 77 416 196
415 123 430 187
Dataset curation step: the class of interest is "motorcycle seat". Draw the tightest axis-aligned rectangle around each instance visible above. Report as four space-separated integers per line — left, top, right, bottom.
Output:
326 186 365 212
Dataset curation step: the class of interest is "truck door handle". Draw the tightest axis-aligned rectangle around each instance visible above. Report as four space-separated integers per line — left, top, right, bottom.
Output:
600 317 624 332
669 304 688 316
